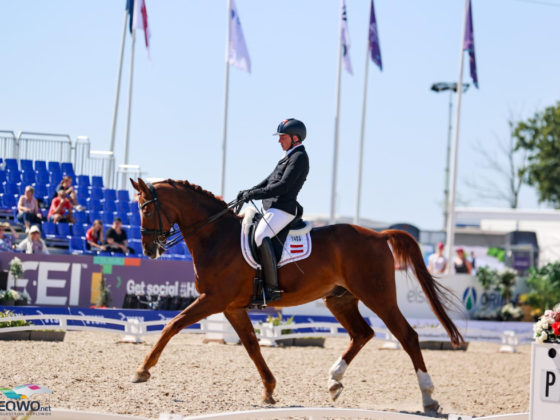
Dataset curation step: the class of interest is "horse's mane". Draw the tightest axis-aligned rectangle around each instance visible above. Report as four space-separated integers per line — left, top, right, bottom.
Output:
157 179 233 213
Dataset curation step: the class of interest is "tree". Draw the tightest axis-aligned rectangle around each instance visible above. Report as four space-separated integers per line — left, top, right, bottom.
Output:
466 117 527 208
514 102 560 207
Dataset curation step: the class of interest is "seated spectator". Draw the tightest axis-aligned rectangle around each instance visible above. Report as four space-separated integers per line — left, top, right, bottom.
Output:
86 219 106 252
0 222 17 252
16 225 49 254
17 185 43 231
55 176 80 208
428 242 447 275
104 217 134 255
454 247 472 274
48 188 74 223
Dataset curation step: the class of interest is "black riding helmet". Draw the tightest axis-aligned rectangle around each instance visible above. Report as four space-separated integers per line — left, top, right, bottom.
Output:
273 118 306 143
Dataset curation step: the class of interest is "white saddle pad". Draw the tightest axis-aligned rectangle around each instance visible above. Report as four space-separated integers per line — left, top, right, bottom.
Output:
240 207 312 269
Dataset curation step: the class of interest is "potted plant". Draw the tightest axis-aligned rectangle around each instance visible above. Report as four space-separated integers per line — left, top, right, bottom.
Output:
0 309 30 340
8 257 23 290
0 289 20 306
525 262 560 320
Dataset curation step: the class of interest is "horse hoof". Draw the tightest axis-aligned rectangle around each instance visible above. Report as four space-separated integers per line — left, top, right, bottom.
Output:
131 369 151 383
423 400 440 416
328 380 344 401
262 394 276 405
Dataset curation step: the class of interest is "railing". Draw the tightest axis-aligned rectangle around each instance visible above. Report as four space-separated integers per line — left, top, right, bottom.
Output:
0 129 131 188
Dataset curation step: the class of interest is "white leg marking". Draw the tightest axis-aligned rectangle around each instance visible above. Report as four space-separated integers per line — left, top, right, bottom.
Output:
329 357 348 381
416 369 437 408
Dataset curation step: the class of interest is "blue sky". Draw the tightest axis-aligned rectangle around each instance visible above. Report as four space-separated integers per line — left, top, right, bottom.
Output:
1 0 559 230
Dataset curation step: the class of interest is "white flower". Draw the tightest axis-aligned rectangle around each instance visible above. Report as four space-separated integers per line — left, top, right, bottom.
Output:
545 310 553 317
540 319 550 329
541 332 548 342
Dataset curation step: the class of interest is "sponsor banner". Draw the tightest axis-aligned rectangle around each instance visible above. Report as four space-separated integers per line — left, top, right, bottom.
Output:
0 252 196 308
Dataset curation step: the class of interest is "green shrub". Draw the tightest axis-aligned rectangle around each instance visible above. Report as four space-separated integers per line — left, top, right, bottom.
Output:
0 310 30 328
525 262 560 314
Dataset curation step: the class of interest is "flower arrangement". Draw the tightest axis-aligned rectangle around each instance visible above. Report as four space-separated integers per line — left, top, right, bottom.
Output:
533 305 560 344
0 289 20 304
8 257 23 279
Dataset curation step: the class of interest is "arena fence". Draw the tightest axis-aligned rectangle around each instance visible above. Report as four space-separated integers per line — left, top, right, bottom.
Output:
0 312 532 352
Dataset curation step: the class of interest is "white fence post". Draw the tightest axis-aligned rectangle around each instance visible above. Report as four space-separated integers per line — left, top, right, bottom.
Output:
500 330 519 353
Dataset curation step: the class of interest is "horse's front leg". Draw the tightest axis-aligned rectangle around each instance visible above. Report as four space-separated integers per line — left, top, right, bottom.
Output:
224 308 277 404
132 293 223 383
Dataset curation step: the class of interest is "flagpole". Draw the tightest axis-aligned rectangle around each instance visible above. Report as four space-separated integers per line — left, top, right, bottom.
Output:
220 0 232 198
445 0 470 272
109 9 129 188
354 32 370 225
330 0 344 225
123 28 136 190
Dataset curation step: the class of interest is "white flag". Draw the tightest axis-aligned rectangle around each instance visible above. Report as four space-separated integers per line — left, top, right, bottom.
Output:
228 0 251 73
132 0 151 51
341 0 353 75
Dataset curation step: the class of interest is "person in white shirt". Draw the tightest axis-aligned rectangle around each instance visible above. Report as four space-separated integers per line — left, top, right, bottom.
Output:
428 242 447 274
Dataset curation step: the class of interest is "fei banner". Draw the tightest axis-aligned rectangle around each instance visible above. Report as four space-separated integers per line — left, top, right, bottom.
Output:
0 252 197 308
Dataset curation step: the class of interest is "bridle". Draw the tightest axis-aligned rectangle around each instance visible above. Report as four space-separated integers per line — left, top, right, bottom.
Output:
139 182 241 251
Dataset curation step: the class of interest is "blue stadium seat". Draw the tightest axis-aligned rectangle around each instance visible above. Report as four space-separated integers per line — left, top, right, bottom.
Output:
49 171 62 185
34 160 47 172
0 184 4 195
4 182 19 196
77 175 90 188
18 183 26 195
103 189 117 202
128 225 141 240
36 170 49 185
129 211 140 226
117 211 129 225
87 198 102 212
4 159 18 171
128 239 142 255
117 190 130 202
73 211 87 225
116 201 130 213
48 161 61 173
20 159 33 172
88 211 101 224
47 184 57 199
56 222 71 237
34 183 47 199
6 170 21 184
71 223 85 237
1 194 16 208
61 162 74 176
77 195 88 207
103 200 116 213
68 236 85 255
91 176 104 189
42 221 56 238
21 169 36 185
90 187 103 201
0 170 6 184
102 211 114 226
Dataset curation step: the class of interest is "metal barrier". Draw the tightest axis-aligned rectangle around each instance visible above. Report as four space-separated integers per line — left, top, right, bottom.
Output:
16 131 72 163
0 130 17 159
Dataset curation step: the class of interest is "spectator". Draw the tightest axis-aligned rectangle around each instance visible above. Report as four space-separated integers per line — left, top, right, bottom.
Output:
454 247 472 274
428 242 447 274
16 225 49 254
48 188 74 223
55 176 80 208
104 217 134 255
86 219 106 252
17 185 43 232
0 222 17 252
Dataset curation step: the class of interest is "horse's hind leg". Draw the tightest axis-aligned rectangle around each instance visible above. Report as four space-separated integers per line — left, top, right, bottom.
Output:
132 293 223 383
323 287 374 401
224 308 277 404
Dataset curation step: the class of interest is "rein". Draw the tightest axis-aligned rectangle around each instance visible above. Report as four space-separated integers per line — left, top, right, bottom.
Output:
140 182 240 250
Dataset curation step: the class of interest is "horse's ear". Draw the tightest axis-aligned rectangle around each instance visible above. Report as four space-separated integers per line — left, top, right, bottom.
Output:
130 178 140 191
137 178 150 195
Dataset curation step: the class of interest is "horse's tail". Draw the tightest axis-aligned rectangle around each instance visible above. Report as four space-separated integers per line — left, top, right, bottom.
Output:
382 229 465 347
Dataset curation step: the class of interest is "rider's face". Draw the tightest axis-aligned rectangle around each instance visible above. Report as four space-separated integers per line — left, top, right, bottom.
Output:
279 134 292 151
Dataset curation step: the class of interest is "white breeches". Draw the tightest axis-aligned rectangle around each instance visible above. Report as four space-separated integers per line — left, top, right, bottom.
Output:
254 208 295 247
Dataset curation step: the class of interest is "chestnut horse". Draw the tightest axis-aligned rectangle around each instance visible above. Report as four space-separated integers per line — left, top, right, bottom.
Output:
130 178 464 414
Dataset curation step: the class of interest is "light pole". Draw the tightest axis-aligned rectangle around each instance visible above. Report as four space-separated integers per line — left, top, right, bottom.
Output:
430 82 469 231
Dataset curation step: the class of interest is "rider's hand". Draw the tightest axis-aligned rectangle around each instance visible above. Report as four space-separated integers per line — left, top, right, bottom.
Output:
242 190 255 202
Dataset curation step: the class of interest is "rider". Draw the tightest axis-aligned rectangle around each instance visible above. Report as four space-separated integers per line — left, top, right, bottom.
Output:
237 118 309 304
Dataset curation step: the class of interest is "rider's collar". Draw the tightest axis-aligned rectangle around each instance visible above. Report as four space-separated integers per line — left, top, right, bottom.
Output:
285 144 303 157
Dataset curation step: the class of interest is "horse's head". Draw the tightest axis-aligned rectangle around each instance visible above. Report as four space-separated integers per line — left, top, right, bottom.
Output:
131 178 176 259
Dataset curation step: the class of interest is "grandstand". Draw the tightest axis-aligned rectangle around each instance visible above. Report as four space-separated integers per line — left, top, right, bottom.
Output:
0 130 191 261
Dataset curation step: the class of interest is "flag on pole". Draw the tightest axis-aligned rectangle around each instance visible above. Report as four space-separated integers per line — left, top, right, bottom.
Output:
132 0 150 50
228 0 251 73
341 0 353 75
369 0 382 71
463 0 478 88
126 0 134 33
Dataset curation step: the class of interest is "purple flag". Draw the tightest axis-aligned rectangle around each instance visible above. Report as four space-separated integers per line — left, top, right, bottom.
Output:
369 0 382 71
463 0 478 88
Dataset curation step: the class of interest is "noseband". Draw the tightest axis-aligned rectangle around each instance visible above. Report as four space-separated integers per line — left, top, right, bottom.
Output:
139 182 242 251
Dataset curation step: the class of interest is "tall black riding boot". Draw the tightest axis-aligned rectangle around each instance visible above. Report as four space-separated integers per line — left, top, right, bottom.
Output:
258 237 282 304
